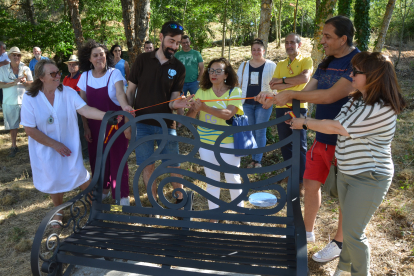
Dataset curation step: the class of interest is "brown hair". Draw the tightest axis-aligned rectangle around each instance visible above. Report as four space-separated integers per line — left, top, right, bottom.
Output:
27 59 63 97
350 51 406 114
199 57 239 90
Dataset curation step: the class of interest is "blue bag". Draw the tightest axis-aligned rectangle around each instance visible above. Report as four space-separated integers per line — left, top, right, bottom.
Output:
226 89 258 157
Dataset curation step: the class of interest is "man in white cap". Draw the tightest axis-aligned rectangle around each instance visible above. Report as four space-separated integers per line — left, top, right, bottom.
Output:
62 54 88 161
29 46 48 77
0 47 33 157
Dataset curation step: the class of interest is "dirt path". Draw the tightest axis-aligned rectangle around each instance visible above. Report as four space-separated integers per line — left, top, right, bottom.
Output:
0 40 413 275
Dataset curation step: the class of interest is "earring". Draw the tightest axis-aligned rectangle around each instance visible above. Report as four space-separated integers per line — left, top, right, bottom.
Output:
105 63 108 70
224 79 227 83
90 63 93 69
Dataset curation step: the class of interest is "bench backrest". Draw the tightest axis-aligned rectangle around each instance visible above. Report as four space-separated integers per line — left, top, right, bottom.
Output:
90 100 303 235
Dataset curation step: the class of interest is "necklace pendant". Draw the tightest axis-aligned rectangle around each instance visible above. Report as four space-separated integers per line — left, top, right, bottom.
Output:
47 115 54 124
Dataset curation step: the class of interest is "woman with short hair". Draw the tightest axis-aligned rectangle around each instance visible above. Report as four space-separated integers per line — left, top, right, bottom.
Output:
290 52 406 276
21 59 107 228
77 40 134 206
237 38 276 168
187 58 244 222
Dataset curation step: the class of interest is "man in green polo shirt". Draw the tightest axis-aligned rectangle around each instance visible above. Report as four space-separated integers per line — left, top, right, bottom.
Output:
174 35 204 95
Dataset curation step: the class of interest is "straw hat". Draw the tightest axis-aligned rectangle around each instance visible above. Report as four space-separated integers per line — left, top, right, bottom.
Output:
8 46 21 55
64 55 79 64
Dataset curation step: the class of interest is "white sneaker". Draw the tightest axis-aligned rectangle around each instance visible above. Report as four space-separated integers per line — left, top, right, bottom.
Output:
307 232 315 243
312 241 341 262
102 191 111 200
332 268 351 276
120 196 130 206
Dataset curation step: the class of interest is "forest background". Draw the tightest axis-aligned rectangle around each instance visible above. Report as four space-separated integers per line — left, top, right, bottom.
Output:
1 0 414 275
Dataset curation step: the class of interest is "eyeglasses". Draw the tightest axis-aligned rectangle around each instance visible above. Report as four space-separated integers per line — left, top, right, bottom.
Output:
169 23 183 31
11 54 21 58
253 38 264 44
49 70 62 78
352 67 365 75
208 68 225 75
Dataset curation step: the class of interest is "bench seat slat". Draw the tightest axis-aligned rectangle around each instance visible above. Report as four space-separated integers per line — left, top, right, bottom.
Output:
66 233 297 260
80 227 296 251
87 222 295 244
61 239 296 266
92 216 294 236
57 245 297 275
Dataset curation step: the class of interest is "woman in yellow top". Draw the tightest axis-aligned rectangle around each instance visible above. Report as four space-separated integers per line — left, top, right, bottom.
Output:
187 58 244 221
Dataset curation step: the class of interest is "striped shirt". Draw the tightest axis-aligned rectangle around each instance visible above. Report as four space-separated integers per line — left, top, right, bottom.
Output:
335 98 396 176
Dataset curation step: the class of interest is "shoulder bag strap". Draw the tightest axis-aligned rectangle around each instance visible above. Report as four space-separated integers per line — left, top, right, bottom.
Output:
240 61 247 90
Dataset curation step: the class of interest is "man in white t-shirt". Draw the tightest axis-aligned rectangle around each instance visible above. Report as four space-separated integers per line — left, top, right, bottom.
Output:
0 41 11 110
0 47 33 157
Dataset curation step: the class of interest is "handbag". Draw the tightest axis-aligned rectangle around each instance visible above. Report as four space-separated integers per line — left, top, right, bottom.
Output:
322 156 338 198
225 88 257 157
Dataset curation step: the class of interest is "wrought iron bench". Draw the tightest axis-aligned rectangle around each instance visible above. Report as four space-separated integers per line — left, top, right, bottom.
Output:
31 100 307 276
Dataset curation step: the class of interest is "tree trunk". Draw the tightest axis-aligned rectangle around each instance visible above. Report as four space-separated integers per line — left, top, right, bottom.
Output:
373 0 396 52
182 0 188 29
67 0 84 50
221 0 229 57
120 0 136 62
132 0 151 64
354 0 371 51
337 0 352 17
258 0 273 51
23 0 36 25
273 4 279 45
395 0 413 68
293 0 299 32
311 0 337 70
278 0 282 48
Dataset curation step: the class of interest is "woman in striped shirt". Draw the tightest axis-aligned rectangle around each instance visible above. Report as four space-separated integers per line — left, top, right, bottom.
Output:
290 52 406 276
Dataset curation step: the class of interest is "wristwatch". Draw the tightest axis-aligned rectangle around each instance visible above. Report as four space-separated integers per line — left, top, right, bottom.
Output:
302 117 308 130
282 77 286 84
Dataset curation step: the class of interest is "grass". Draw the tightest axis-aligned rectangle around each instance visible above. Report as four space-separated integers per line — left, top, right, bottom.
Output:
0 41 414 276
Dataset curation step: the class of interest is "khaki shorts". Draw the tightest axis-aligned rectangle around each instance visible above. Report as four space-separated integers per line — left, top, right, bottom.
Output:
3 104 21 130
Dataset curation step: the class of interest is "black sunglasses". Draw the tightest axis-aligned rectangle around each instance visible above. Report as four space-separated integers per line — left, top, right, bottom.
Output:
352 67 365 75
50 70 62 78
169 23 183 31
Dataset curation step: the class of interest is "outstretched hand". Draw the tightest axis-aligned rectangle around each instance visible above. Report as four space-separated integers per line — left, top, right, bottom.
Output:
173 94 195 109
255 92 274 109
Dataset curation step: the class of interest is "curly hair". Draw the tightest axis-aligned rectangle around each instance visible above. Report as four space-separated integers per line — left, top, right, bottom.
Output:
350 51 406 114
26 59 63 97
199 58 238 90
110 44 123 59
78 39 114 72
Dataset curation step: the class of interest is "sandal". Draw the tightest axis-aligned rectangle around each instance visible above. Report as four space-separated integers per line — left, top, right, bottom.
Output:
247 161 256 168
50 213 63 229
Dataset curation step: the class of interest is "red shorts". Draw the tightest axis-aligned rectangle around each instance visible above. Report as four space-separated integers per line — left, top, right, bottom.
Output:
303 140 336 184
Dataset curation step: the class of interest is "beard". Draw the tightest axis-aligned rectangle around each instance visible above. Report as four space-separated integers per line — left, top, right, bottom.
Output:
161 41 177 59
35 54 41 59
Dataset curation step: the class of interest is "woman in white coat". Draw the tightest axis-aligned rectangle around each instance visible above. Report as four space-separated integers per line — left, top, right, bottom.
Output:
237 39 276 168
21 59 107 228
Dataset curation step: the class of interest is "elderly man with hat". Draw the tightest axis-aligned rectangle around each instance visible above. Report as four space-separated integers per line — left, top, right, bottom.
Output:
0 47 33 157
62 54 89 161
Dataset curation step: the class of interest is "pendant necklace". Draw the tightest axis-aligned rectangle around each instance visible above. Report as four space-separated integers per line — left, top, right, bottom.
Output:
45 93 55 124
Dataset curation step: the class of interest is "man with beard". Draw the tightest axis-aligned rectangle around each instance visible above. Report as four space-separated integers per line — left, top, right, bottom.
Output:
124 21 192 204
29 47 48 77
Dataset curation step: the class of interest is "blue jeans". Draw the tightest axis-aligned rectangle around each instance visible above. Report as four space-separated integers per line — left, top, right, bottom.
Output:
276 108 307 183
182 81 199 95
243 103 273 163
135 123 180 167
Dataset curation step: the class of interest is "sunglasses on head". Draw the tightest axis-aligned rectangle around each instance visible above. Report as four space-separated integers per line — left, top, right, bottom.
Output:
49 70 62 78
169 23 184 31
253 38 264 45
352 67 365 75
